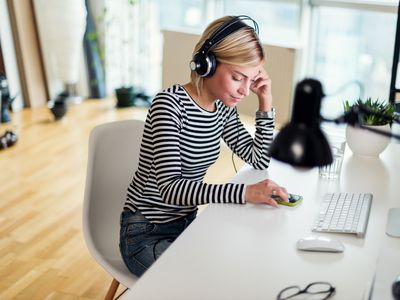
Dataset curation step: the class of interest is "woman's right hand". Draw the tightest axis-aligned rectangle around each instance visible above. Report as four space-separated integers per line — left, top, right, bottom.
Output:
245 179 288 207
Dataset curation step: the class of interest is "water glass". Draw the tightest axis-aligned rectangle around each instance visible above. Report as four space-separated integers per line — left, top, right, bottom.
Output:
319 136 346 179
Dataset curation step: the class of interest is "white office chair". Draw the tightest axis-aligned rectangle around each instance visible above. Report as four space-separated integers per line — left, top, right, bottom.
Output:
83 119 144 299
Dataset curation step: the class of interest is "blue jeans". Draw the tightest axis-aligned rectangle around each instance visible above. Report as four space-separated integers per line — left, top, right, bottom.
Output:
119 209 196 277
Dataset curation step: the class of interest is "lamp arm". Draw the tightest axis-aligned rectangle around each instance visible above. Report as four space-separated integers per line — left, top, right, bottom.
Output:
321 111 400 141
359 124 400 140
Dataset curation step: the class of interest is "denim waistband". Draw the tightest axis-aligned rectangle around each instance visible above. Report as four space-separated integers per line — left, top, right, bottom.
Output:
121 209 147 224
121 209 196 226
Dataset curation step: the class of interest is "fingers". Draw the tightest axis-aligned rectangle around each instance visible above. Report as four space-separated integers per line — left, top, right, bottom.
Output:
267 197 279 208
250 69 273 108
262 179 289 205
274 187 289 203
251 73 270 90
245 179 289 207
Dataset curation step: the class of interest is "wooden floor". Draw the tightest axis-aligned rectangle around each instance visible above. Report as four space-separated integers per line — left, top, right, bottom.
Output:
0 99 244 299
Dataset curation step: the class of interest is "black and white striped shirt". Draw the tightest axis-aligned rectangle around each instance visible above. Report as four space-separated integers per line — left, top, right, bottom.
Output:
124 84 275 223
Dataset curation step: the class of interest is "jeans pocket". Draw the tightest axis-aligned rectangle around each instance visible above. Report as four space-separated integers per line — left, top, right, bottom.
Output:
125 222 156 244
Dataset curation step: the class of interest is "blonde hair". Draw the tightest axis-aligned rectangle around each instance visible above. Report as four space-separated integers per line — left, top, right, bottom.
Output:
190 16 264 94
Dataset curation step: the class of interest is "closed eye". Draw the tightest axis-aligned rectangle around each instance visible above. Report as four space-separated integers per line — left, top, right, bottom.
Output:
232 76 242 82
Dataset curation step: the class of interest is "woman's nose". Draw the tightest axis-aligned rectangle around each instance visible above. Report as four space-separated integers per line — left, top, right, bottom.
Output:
238 81 250 97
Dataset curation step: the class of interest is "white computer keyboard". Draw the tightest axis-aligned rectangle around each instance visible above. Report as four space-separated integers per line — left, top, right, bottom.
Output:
312 192 373 237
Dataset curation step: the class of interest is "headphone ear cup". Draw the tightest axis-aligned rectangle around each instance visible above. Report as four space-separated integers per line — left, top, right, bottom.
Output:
191 51 217 77
205 52 217 77
191 52 207 77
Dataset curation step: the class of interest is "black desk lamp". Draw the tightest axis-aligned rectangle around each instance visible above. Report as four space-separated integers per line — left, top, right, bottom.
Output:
270 78 400 168
269 79 333 167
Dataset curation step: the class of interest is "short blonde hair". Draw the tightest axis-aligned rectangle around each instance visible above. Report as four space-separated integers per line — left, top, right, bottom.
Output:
190 16 264 94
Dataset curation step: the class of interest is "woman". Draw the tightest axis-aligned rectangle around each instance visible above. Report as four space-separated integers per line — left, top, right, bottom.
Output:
120 15 288 277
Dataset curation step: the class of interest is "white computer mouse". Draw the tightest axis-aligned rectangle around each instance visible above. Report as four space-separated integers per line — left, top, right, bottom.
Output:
296 236 345 253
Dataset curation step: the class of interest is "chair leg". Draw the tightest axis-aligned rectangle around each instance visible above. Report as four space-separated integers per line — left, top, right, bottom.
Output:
105 278 120 300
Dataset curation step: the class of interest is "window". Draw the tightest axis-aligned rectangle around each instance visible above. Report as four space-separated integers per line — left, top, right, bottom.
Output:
153 0 397 121
310 5 397 119
223 0 300 46
155 0 207 32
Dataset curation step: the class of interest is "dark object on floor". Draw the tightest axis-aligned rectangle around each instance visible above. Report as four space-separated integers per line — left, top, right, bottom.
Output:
393 274 400 300
115 86 136 107
48 93 68 120
135 90 152 107
115 86 152 108
0 130 18 150
1 74 16 123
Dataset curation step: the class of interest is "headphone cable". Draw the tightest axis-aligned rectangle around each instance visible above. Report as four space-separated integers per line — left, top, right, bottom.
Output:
231 108 240 173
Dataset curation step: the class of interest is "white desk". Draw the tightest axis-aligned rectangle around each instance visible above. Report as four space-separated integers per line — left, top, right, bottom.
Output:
122 144 400 300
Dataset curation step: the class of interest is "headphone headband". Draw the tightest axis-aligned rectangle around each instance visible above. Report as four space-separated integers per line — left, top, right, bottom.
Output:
190 15 260 77
200 15 259 56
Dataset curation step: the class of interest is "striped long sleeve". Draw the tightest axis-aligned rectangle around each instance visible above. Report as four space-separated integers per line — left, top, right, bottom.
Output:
124 85 275 223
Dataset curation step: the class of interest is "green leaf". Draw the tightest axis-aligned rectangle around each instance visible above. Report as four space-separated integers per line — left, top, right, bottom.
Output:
342 97 395 125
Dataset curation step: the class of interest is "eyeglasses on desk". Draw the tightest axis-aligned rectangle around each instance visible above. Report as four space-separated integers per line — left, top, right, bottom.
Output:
277 281 336 300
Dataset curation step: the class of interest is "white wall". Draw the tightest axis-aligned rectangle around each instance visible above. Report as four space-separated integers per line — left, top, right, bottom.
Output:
162 30 297 127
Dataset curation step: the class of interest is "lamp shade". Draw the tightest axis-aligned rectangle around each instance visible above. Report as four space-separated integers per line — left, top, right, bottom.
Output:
269 79 333 167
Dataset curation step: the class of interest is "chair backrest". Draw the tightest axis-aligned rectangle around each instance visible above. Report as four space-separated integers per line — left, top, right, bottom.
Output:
83 119 144 287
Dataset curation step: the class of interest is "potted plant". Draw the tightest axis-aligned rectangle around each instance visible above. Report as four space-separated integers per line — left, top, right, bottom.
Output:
344 98 396 157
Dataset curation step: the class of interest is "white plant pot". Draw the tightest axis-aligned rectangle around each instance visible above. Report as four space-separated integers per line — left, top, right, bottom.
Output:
345 124 391 157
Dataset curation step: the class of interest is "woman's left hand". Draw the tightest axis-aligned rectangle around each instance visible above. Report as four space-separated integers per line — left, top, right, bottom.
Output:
250 67 273 111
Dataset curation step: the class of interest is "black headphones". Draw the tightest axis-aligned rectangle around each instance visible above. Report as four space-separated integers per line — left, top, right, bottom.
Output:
189 15 259 78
